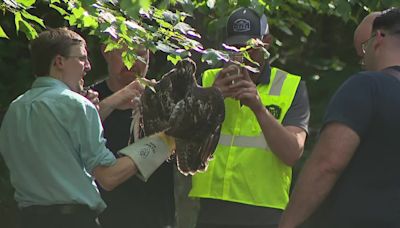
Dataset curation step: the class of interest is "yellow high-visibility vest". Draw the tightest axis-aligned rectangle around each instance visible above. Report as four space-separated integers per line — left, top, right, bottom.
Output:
189 67 301 209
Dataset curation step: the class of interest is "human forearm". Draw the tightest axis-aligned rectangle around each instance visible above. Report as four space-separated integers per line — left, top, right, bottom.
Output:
93 156 137 191
254 107 305 166
279 123 359 228
98 80 144 121
98 97 117 120
279 152 340 227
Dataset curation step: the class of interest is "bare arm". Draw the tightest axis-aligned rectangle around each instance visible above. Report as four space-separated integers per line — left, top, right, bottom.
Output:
98 80 144 121
92 156 138 191
98 95 123 121
279 122 360 228
254 107 307 166
228 70 306 166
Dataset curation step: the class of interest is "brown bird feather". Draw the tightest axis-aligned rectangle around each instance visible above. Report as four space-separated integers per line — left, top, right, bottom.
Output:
130 59 225 175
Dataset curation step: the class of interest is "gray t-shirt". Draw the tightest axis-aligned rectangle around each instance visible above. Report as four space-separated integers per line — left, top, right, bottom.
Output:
282 81 310 132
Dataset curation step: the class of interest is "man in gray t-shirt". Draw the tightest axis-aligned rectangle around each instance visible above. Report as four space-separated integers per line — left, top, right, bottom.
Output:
194 63 309 227
190 7 310 228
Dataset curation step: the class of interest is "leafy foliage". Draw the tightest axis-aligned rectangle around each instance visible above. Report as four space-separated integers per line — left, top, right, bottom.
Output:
2 0 397 69
1 1 400 227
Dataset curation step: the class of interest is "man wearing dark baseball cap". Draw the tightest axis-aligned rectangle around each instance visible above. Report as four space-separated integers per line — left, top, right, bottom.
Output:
190 7 310 228
225 7 269 46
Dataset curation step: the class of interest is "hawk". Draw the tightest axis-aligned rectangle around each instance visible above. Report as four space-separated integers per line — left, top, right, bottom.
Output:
131 59 225 175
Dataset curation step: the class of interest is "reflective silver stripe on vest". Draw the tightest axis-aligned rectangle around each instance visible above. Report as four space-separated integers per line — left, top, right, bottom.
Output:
268 70 288 96
218 134 271 150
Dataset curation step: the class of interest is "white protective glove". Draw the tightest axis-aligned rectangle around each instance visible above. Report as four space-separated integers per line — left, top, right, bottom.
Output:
119 132 175 181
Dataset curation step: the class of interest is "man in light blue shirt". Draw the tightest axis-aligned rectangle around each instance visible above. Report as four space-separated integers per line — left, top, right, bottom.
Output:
0 28 175 228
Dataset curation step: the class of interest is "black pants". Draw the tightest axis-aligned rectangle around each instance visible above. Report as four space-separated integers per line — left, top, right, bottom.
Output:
19 204 99 228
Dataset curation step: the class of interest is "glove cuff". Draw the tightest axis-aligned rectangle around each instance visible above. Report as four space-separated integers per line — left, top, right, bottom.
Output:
119 132 175 181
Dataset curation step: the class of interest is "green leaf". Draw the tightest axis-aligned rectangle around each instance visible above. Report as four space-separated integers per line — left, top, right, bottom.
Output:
21 11 45 28
335 0 351 22
15 14 38 40
294 20 313 36
156 42 175 53
138 77 156 93
242 51 259 66
72 7 85 19
120 21 128 36
103 25 118 39
140 0 151 9
277 21 293 36
201 48 229 66
16 0 35 7
49 3 68 15
174 22 192 34
126 6 141 20
0 26 9 39
167 54 182 65
104 42 122 53
179 0 195 14
66 14 77 26
309 0 320 9
83 16 98 29
125 20 145 32
99 11 116 23
156 19 174 29
121 51 135 70
14 12 22 32
4 0 19 9
162 10 179 24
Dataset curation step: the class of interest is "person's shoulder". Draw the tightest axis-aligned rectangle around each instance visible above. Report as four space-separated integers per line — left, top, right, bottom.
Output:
330 71 382 101
295 81 307 95
343 70 385 87
353 70 389 78
54 89 97 111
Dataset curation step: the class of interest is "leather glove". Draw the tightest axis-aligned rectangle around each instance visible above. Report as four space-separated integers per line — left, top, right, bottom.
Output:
119 132 175 181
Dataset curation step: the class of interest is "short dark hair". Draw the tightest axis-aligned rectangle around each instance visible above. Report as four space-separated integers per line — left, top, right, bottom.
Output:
372 8 400 34
29 27 84 77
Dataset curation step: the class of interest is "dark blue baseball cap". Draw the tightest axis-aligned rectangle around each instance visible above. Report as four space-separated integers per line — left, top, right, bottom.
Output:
225 7 269 46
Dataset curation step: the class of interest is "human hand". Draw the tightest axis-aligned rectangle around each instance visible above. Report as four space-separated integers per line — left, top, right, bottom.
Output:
81 88 100 110
213 64 242 98
229 69 264 113
112 80 146 110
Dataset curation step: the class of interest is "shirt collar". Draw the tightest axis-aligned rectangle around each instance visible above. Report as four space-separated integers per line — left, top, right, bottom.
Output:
32 77 70 90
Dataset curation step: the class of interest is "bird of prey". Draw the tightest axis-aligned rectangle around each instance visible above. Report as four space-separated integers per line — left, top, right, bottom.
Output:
130 59 225 175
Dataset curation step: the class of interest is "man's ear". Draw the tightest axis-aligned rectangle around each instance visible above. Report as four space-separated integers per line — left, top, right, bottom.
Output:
373 30 385 51
53 54 65 69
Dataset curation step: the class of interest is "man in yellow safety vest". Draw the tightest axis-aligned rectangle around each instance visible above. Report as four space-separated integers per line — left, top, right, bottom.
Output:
190 7 310 228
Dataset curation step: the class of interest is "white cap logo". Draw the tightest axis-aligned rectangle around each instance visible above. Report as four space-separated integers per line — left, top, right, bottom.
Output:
233 19 251 32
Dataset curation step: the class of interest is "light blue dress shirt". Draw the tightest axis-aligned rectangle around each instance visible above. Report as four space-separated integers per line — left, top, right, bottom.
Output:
0 77 116 213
